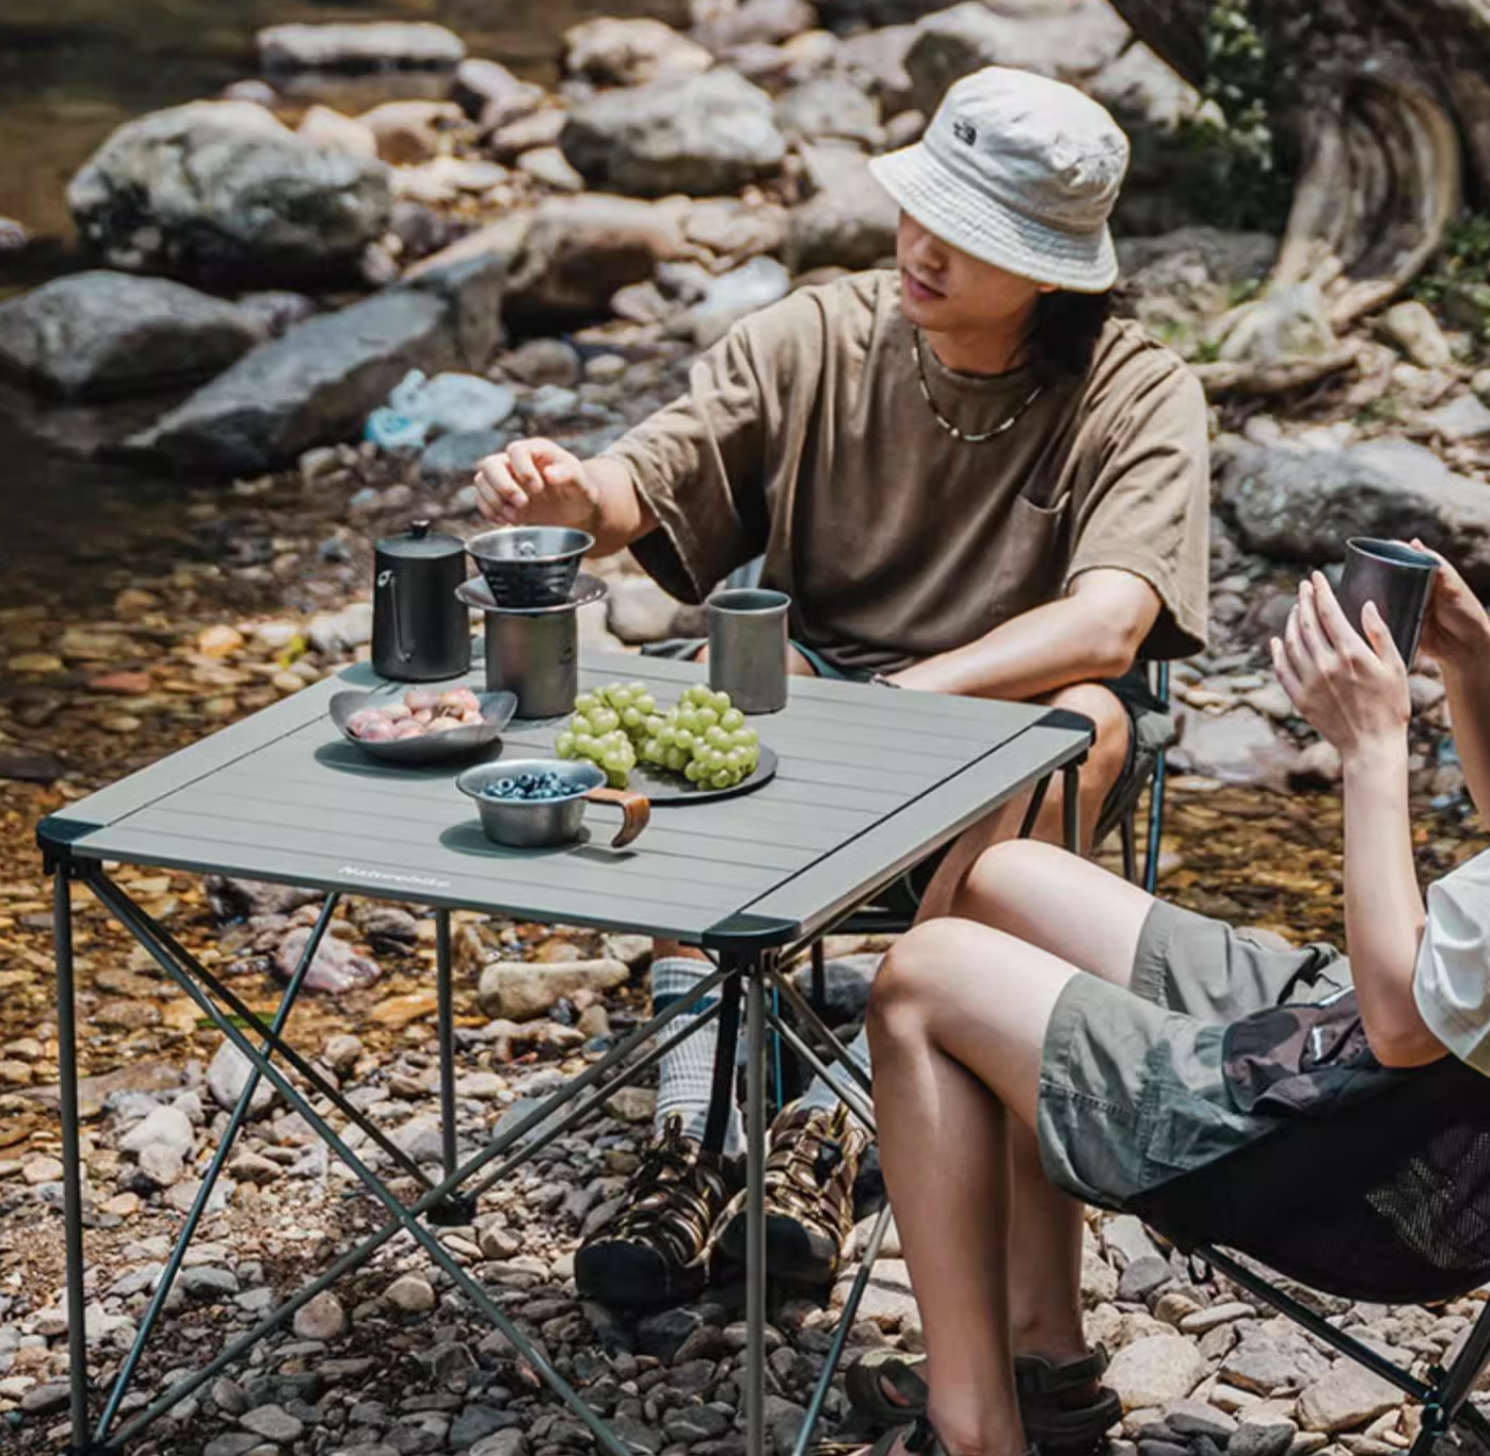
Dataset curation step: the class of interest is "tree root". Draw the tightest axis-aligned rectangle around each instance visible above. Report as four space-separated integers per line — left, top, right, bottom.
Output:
1193 343 1360 397
1275 73 1460 329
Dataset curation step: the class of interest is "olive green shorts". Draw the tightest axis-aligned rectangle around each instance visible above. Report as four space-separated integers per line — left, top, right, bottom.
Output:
1036 901 1353 1210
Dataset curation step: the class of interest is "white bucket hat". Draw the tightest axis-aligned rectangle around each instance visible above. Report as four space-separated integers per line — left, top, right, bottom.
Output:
869 66 1130 293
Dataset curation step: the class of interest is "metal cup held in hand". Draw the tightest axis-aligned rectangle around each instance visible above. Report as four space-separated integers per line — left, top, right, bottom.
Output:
1338 538 1439 665
707 588 790 714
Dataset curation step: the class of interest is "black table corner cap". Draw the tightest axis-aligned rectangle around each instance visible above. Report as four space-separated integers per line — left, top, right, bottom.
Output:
1036 706 1097 743
700 912 801 953
37 815 103 868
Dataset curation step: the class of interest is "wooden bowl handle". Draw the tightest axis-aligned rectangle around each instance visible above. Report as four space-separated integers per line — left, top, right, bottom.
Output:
587 786 650 848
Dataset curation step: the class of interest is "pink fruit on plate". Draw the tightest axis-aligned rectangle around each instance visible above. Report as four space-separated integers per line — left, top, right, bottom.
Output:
355 718 399 742
426 717 464 734
392 721 425 739
404 689 441 712
439 688 481 716
458 710 484 726
346 707 387 737
384 701 413 723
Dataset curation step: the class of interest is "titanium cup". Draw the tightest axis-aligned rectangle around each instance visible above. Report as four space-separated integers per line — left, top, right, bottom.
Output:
1338 538 1439 666
706 588 790 714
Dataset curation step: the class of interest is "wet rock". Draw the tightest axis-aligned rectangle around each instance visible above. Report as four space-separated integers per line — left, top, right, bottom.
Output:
1297 1366 1403 1434
68 101 391 290
128 287 474 477
0 272 260 399
561 71 787 198
298 105 380 160
1375 302 1452 369
501 196 680 327
477 959 630 1022
905 1 1128 114
564 18 714 85
789 145 899 272
258 22 465 72
1214 436 1490 594
207 1040 276 1116
1107 1334 1208 1410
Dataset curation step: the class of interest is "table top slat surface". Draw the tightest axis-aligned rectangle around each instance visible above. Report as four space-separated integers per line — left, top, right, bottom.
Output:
46 651 1090 945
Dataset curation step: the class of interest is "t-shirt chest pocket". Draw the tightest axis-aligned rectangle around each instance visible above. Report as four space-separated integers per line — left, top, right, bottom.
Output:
982 489 1072 623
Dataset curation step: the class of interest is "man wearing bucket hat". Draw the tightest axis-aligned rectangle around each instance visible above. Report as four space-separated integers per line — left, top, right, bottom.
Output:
474 64 1210 1365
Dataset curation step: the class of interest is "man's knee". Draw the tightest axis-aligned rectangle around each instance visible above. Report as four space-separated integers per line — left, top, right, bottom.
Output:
1046 682 1130 793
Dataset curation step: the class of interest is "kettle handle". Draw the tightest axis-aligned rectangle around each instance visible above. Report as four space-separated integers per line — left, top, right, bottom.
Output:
376 569 415 664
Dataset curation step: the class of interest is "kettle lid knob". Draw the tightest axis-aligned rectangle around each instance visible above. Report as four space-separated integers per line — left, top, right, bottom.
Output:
410 519 431 539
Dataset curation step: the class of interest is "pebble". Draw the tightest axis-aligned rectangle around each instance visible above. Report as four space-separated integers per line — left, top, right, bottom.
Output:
386 1274 438 1314
1182 1303 1257 1335
470 1431 529 1456
22 1156 64 1185
323 1033 364 1073
1297 1365 1403 1433
181 1266 240 1301
19 1381 71 1414
293 1290 347 1342
1107 1334 1209 1410
240 1402 306 1442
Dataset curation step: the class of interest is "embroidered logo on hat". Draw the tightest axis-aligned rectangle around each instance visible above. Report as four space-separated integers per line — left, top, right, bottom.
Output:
952 117 977 146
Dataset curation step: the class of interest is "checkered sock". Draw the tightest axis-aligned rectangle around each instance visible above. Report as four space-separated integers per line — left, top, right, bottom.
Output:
652 957 743 1157
799 1025 874 1112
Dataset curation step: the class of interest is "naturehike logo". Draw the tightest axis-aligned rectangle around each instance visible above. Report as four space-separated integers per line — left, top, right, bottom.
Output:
338 865 452 890
952 118 977 146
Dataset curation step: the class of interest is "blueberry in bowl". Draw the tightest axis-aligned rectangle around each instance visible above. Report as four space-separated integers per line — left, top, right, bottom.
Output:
457 758 649 848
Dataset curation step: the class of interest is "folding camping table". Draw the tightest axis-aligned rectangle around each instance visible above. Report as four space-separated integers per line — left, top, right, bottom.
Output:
38 650 1092 1455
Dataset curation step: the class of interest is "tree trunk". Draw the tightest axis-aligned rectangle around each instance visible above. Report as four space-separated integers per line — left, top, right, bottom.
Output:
1107 0 1490 326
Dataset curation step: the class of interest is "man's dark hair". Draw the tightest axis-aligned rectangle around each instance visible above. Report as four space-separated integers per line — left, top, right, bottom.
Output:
1024 288 1117 385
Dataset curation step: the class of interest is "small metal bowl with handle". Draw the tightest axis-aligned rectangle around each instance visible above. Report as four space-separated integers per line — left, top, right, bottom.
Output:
466 526 594 609
456 759 650 849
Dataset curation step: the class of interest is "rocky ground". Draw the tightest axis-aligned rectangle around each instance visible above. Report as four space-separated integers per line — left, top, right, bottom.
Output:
2 1 1490 1453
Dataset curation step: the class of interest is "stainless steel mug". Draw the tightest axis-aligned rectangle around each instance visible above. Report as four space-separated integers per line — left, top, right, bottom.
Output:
482 608 578 720
1338 538 1439 665
707 588 790 714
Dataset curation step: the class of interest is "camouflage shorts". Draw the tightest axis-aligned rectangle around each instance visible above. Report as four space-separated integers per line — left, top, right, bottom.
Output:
1036 901 1353 1209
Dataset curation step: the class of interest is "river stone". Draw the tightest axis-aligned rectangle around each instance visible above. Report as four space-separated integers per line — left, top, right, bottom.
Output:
478 959 630 1021
564 17 714 85
1297 1365 1403 1433
789 145 898 271
560 70 787 198
1106 1334 1208 1411
1214 435 1490 594
127 286 477 476
259 22 465 72
387 1274 438 1313
203 1435 262 1456
905 0 1128 114
298 104 380 160
207 1040 276 1117
240 1402 306 1442
776 75 881 144
68 101 391 289
1375 300 1452 369
420 428 510 480
120 1103 195 1157
1230 1418 1299 1456
1221 1331 1332 1395
470 1432 529 1456
1173 705 1297 789
831 1258 919 1328
182 1266 241 1301
293 1290 346 1342
0 272 259 399
502 195 682 327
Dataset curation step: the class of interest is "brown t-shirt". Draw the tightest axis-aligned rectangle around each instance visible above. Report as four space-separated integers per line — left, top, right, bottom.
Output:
606 269 1209 674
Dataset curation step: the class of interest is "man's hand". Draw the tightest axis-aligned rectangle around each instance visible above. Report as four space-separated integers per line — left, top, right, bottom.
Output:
1272 572 1410 762
474 438 599 531
1411 539 1490 674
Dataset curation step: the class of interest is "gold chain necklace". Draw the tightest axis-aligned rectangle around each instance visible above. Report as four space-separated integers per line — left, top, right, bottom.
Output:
912 329 1042 444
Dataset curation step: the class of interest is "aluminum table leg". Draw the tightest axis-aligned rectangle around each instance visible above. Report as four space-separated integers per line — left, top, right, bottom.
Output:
744 953 772 1456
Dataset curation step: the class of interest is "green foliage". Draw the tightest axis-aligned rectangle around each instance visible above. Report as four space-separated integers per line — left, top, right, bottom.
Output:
1412 213 1490 305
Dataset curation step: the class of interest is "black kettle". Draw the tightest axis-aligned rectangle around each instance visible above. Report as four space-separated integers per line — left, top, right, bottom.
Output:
372 520 471 682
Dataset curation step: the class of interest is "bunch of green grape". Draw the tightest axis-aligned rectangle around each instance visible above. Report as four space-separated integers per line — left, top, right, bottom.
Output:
638 684 760 789
556 682 656 787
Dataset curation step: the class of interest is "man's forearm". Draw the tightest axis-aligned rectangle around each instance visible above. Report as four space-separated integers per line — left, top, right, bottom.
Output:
581 457 658 557
1341 741 1436 1066
891 594 1141 700
1444 648 1490 826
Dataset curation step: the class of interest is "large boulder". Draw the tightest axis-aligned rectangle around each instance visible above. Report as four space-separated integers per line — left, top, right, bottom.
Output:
0 271 259 399
126 243 507 476
257 22 465 73
1215 436 1490 594
561 70 787 198
775 75 882 144
67 101 391 289
563 18 714 85
905 0 1129 114
789 145 899 271
502 195 684 328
